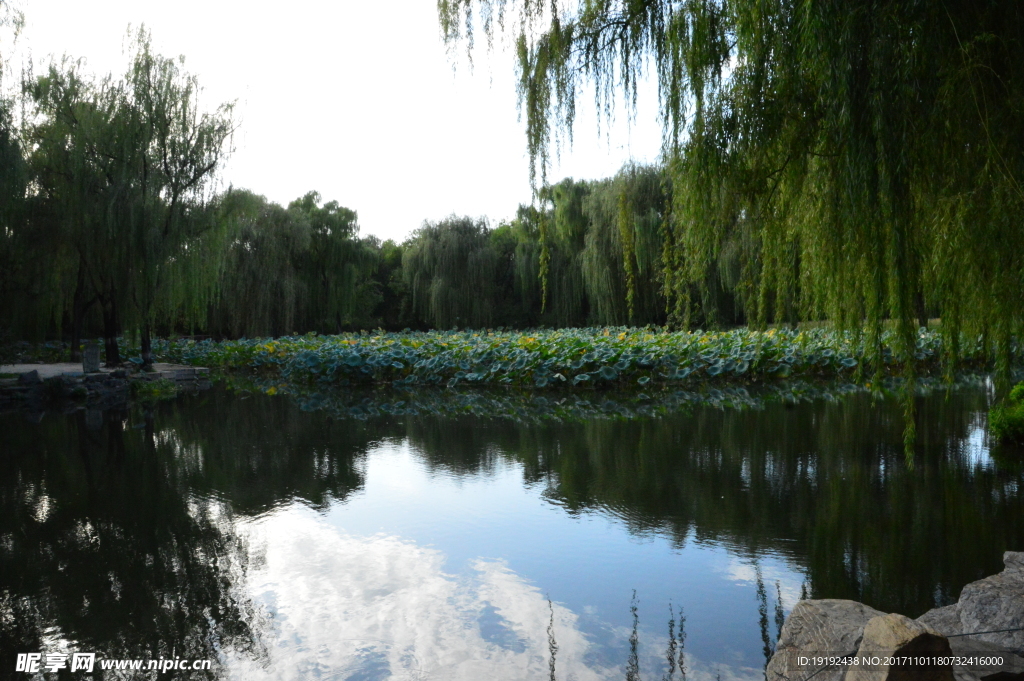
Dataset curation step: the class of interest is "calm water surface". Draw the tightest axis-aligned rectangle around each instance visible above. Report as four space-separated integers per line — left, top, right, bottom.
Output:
2 386 1023 680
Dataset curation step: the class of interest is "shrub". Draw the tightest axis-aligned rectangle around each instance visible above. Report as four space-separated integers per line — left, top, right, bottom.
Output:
990 382 1024 444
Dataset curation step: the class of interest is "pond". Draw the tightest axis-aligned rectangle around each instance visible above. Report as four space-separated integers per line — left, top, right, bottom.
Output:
2 385 1023 680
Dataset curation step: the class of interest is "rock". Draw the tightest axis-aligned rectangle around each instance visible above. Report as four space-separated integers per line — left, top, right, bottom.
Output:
83 341 101 373
914 553 1024 681
918 605 963 637
916 553 1024 649
955 552 1024 655
1005 553 1024 576
17 370 41 385
845 613 953 681
766 599 885 681
948 638 1024 681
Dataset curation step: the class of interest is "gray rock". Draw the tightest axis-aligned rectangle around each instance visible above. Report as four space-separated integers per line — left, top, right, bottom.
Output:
17 370 41 385
767 599 886 681
845 613 953 681
956 552 1024 655
1004 553 1024 576
913 552 1024 680
83 341 101 373
918 605 963 637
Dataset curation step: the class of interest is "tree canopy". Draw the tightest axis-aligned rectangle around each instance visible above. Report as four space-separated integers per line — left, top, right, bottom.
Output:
1 30 235 364
439 0 1024 373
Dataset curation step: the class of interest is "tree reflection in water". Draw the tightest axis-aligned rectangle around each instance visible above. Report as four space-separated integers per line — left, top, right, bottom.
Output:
399 387 1023 616
0 394 379 675
1 384 1021 678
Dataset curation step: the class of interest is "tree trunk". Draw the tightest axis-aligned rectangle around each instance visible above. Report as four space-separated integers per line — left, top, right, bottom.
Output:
915 291 928 330
69 268 93 363
102 298 122 367
140 321 154 370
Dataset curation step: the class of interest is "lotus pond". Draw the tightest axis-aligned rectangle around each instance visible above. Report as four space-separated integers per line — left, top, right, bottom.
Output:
133 326 1020 391
2 377 1023 680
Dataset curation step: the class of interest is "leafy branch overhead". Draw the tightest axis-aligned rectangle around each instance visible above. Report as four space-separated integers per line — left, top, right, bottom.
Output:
439 0 1024 376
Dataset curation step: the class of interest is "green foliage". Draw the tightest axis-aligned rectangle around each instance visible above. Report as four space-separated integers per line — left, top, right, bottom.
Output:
207 189 378 336
289 191 379 331
0 340 68 364
402 216 498 329
130 377 179 402
0 96 27 327
208 189 309 337
10 29 235 365
537 180 590 324
371 238 417 329
515 165 678 328
990 383 1024 444
582 164 667 326
136 326 1019 394
439 0 1024 375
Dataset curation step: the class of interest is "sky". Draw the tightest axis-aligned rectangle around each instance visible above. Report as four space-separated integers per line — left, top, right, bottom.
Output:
5 0 664 243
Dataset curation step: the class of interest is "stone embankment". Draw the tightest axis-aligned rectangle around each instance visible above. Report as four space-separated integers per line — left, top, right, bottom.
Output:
0 362 211 413
768 552 1024 681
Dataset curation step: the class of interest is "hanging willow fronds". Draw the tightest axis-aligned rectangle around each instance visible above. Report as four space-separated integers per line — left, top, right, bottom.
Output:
440 0 1024 378
403 216 499 329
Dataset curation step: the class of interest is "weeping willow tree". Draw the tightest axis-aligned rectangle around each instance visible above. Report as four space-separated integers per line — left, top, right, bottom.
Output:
0 6 25 328
0 87 29 339
581 163 667 325
506 205 546 324
21 60 138 362
19 31 235 364
403 216 498 329
537 178 591 325
519 165 672 327
207 190 310 337
117 30 235 367
438 1 1024 374
289 191 379 333
207 190 376 337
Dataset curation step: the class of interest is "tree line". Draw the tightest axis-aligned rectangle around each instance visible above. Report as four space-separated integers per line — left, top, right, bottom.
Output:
10 3 1021 372
0 30 759 361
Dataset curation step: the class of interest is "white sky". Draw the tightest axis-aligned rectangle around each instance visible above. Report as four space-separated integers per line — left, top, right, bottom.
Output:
5 0 663 243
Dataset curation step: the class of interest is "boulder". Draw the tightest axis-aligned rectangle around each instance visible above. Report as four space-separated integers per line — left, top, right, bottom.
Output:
766 599 885 681
767 555 1024 681
916 552 1024 655
17 370 41 385
845 613 953 681
917 605 962 637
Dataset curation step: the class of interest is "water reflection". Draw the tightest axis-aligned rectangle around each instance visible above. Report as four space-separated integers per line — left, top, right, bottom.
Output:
404 391 1022 616
226 506 628 680
0 385 1022 679
0 408 265 677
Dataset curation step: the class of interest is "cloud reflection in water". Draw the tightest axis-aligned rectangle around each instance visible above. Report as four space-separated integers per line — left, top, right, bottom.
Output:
225 506 761 681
